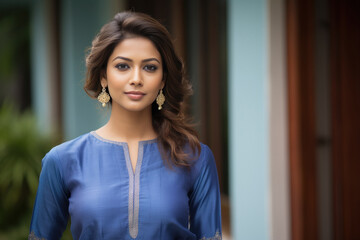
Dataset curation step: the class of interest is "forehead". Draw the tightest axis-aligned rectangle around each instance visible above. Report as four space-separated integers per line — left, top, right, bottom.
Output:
109 37 161 61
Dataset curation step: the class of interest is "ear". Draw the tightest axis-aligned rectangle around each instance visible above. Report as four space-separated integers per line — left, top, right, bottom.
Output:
161 73 166 89
101 78 107 88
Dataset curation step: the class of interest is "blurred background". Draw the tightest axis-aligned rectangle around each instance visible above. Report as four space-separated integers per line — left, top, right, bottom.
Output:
0 0 359 239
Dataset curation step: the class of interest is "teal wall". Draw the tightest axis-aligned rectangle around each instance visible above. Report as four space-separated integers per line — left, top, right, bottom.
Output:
61 0 117 140
31 0 52 132
228 0 270 239
24 0 120 138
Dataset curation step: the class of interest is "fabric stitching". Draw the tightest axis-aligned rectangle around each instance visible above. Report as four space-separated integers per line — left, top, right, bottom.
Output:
122 144 137 238
90 131 155 238
199 231 222 240
28 232 46 240
90 131 157 145
133 141 144 238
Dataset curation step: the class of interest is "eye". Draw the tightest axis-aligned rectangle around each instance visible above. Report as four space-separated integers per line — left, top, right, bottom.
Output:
115 63 130 71
144 64 158 72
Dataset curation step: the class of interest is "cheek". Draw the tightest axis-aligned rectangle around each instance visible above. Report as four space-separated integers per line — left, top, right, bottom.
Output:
107 71 127 88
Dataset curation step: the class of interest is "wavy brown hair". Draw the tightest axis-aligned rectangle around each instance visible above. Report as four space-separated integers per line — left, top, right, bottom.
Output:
84 11 200 167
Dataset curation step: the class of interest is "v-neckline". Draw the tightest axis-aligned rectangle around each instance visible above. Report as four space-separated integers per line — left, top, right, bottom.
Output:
89 131 158 238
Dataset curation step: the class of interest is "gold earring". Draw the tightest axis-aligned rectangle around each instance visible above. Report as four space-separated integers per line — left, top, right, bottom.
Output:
156 89 165 110
97 87 110 107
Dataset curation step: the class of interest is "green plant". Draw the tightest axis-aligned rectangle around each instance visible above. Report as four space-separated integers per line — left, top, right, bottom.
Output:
0 103 58 238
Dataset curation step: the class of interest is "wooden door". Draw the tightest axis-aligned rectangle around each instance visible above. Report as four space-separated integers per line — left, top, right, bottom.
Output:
330 0 360 239
287 0 360 239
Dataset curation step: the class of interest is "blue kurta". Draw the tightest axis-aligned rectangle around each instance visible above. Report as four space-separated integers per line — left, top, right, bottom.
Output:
29 132 222 240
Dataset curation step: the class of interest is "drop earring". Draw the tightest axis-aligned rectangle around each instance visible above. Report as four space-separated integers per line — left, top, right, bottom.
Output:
97 87 110 107
156 89 165 110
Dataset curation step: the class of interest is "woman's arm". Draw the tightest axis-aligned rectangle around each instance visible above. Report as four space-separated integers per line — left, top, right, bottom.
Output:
29 149 69 240
189 145 222 239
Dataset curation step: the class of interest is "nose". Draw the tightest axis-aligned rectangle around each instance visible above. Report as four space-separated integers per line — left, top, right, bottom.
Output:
129 67 143 86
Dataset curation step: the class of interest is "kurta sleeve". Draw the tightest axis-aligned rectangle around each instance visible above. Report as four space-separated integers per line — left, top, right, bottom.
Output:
189 145 222 239
29 149 69 240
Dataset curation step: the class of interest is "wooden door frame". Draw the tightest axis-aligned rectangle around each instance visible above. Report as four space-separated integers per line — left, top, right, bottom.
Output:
286 0 318 239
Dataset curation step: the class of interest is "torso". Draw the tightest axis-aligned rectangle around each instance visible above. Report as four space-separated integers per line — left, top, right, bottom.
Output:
29 132 222 239
59 132 203 239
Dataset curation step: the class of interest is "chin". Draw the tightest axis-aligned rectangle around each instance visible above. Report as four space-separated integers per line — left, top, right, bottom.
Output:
119 104 153 113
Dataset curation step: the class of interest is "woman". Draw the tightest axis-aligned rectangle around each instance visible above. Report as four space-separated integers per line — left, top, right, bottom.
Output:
29 11 221 240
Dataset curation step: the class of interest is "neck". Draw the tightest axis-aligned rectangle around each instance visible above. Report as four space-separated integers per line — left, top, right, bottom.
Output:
99 104 156 142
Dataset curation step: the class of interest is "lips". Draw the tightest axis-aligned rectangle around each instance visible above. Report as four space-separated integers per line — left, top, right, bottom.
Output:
124 91 146 100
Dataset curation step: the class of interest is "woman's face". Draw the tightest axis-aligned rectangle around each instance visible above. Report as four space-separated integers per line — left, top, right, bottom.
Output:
102 37 164 113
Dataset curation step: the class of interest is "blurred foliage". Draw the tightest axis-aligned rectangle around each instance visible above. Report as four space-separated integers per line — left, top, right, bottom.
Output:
0 7 72 239
0 103 60 239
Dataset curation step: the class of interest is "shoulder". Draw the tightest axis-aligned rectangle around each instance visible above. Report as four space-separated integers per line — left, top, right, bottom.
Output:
54 132 93 153
200 143 213 157
197 143 215 167
189 143 216 181
43 132 93 166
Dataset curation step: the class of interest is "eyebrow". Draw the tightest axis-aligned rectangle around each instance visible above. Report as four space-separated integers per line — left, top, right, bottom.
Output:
112 56 160 64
